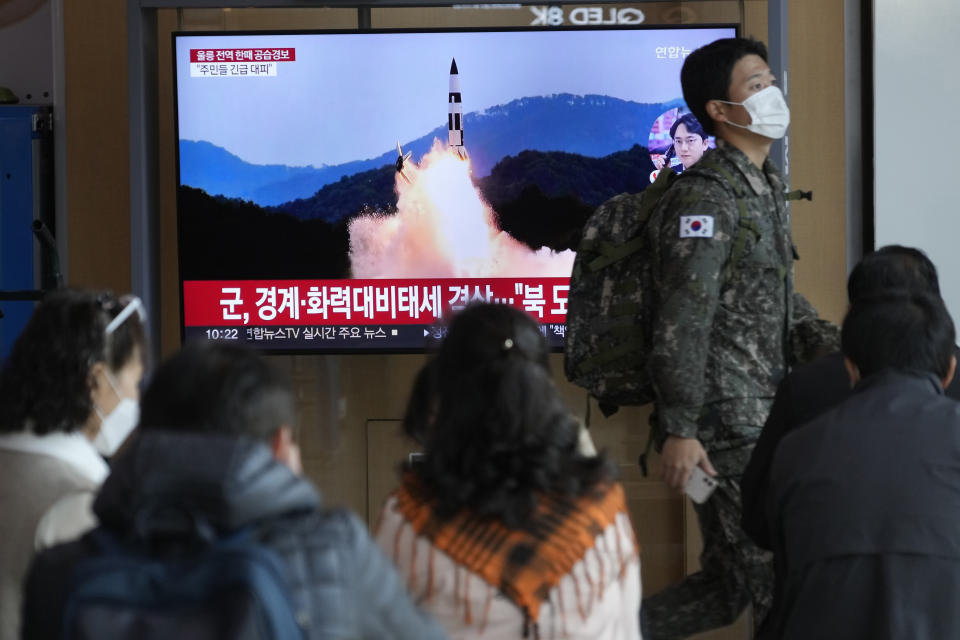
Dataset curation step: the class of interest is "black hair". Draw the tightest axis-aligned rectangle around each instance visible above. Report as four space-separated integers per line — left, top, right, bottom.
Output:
411 303 617 528
139 341 294 442
681 37 768 136
402 359 437 446
0 289 146 435
842 291 955 379
847 245 940 303
669 112 707 141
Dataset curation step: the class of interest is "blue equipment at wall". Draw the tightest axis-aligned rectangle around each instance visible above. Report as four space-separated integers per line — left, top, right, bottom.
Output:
0 105 56 362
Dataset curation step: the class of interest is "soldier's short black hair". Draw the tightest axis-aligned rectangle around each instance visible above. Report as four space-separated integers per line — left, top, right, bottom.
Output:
681 37 768 136
847 245 940 303
842 291 955 379
140 341 295 443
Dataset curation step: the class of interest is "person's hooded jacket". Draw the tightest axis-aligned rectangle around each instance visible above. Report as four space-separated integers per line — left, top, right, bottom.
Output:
22 430 447 640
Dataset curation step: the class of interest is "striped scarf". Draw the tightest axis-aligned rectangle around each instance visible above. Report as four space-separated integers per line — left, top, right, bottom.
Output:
391 477 636 623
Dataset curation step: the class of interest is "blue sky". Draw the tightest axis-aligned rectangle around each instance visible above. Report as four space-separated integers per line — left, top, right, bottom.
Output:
175 27 733 167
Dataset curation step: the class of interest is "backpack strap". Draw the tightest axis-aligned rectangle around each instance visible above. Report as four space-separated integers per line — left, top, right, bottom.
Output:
693 160 757 283
696 160 807 276
575 334 646 374
784 189 812 201
584 235 647 272
644 165 677 200
637 420 656 477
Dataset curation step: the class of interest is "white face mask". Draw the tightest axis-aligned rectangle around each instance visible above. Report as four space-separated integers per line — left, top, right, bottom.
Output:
718 85 790 140
93 372 140 457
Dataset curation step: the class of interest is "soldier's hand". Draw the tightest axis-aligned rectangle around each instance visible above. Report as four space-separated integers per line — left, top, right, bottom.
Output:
660 436 717 494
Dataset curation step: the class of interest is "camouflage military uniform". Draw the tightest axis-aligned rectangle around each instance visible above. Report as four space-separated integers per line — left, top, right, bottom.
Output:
641 140 838 639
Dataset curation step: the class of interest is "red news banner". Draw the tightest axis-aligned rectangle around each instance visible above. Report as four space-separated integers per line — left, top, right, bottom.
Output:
189 48 296 62
183 278 571 327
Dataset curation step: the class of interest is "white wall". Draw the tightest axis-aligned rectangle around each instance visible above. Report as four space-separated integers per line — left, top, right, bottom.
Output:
874 0 960 320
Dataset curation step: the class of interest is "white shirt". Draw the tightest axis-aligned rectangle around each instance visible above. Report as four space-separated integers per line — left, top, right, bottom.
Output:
0 430 107 548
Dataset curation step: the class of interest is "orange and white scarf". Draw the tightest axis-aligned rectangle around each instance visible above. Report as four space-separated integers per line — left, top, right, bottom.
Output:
389 478 637 625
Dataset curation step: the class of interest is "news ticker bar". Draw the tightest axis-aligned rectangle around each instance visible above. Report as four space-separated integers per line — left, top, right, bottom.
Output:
186 323 568 351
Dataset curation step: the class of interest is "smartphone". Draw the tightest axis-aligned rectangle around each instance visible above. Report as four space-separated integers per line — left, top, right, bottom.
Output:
684 466 719 504
407 452 426 467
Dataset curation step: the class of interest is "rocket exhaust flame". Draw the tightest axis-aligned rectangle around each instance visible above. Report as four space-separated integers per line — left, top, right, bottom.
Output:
348 141 575 279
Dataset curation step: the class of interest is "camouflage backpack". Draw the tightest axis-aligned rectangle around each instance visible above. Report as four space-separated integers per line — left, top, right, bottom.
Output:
564 161 800 415
563 167 678 414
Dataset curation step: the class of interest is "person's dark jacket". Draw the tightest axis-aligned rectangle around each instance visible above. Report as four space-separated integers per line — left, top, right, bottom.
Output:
21 430 447 640
766 369 960 640
741 347 960 549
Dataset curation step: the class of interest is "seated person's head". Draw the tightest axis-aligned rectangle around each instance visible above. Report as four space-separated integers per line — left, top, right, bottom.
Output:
842 291 956 387
680 37 770 138
0 289 146 455
413 303 614 527
847 245 940 302
669 113 710 169
139 341 300 472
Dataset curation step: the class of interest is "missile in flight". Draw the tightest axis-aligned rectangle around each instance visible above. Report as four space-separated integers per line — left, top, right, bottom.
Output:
448 58 467 160
395 141 415 184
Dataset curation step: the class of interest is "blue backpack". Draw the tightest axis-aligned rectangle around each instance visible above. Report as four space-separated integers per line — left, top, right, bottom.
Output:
60 523 305 640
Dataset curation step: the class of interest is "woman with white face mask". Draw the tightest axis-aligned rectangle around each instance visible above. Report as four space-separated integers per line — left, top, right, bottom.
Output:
0 289 146 640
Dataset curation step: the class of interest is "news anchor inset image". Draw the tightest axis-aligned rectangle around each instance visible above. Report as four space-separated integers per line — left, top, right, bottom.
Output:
647 108 714 182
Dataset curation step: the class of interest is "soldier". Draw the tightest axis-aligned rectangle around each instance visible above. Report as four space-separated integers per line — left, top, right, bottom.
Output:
640 38 838 638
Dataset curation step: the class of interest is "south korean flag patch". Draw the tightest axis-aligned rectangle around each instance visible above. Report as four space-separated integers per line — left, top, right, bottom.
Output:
679 215 714 238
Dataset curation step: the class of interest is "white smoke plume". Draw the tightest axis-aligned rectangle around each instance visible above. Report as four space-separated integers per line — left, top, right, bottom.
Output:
348 141 575 278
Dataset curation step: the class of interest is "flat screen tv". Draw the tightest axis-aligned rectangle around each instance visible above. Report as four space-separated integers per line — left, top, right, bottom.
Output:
174 25 736 352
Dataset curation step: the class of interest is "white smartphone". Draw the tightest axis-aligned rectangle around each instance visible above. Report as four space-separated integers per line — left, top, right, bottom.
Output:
684 466 719 504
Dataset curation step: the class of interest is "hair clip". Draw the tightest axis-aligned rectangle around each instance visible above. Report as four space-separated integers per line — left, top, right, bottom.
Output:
105 296 146 335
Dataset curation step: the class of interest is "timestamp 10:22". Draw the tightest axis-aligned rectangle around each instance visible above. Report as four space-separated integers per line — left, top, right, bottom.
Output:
205 328 239 340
